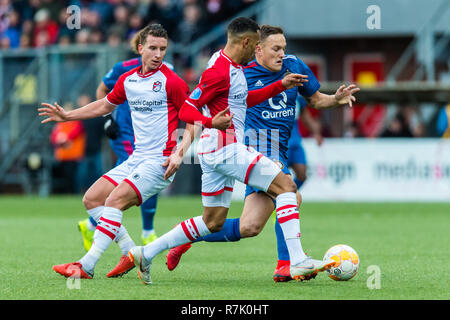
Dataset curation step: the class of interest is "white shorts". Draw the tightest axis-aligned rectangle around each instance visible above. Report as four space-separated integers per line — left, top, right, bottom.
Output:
199 143 281 208
102 154 174 206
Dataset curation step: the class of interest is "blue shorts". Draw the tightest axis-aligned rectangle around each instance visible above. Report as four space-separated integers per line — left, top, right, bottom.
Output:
287 126 306 166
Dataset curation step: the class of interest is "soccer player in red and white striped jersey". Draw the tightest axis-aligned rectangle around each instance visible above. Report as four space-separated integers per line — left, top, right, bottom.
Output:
128 17 319 284
39 24 231 280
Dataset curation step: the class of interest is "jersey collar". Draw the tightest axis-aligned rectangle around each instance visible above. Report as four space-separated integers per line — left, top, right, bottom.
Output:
137 63 162 78
220 50 243 69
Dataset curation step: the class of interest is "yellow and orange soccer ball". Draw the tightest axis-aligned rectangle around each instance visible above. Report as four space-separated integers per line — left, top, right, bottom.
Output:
323 244 359 281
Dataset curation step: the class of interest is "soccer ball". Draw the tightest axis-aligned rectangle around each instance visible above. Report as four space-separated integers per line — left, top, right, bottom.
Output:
323 244 359 281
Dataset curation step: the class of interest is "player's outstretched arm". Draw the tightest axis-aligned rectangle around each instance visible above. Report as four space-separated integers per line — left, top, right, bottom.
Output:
306 84 360 109
247 73 308 108
38 98 116 124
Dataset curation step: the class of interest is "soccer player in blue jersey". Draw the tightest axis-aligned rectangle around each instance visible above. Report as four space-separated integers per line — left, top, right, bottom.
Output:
166 25 360 282
76 29 174 277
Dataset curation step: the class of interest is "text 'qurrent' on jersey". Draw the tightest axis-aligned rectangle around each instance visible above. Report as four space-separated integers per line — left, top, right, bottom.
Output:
179 50 287 155
244 55 320 162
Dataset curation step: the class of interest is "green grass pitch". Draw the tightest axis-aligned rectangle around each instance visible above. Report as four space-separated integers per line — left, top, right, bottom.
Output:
0 195 449 300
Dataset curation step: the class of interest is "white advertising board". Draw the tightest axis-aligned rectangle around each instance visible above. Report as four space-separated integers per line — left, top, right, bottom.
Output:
231 138 450 202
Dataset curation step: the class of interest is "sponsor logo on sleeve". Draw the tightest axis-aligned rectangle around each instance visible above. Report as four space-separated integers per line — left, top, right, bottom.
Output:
190 87 202 100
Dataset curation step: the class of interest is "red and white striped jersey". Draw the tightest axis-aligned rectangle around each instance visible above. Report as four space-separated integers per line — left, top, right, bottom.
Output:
185 50 249 154
106 63 189 158
181 50 286 155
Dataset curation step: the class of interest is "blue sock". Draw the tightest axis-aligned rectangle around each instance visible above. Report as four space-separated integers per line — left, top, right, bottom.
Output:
275 217 290 261
194 218 241 242
294 177 304 189
89 216 97 227
141 194 158 231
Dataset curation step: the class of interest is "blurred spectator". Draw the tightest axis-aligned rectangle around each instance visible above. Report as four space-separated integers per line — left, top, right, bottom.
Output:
89 28 103 44
89 0 114 25
74 28 89 45
107 30 122 47
50 102 86 194
147 0 183 37
19 32 32 48
172 4 204 45
108 5 128 39
127 11 144 42
57 7 76 43
380 111 413 138
76 94 105 192
32 8 59 46
2 9 21 48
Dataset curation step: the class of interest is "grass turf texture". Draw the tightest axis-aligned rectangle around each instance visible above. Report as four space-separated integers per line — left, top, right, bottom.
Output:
0 195 449 300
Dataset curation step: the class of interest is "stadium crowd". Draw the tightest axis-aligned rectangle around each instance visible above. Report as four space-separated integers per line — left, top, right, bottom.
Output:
0 0 257 49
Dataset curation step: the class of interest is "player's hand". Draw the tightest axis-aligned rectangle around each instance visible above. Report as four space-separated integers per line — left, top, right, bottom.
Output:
282 73 308 89
334 84 360 107
38 102 68 123
162 153 182 180
212 107 234 130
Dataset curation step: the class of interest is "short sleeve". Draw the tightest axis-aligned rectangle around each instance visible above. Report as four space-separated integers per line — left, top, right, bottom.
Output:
105 73 127 106
295 58 320 97
167 74 190 110
185 68 228 110
102 62 123 90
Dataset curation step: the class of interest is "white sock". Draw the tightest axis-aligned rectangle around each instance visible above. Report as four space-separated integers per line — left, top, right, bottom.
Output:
143 216 210 261
86 206 104 231
276 192 307 265
79 207 123 272
115 225 136 255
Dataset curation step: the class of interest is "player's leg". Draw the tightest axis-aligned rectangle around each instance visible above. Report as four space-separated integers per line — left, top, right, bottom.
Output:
131 169 232 284
140 194 158 244
76 175 117 251
78 143 129 250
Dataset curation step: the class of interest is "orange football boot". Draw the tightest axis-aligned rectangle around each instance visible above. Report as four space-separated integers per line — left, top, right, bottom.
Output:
107 255 135 278
52 262 93 279
166 242 192 271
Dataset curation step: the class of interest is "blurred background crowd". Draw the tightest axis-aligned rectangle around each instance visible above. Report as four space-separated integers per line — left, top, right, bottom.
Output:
0 0 448 195
0 0 257 49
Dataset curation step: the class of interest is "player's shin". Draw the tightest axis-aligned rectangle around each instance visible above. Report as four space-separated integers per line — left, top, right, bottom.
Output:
115 225 135 255
275 192 307 265
79 207 123 272
195 218 241 242
143 216 211 261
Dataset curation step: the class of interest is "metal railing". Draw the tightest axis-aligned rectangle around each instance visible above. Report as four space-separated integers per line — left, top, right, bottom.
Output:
386 0 450 82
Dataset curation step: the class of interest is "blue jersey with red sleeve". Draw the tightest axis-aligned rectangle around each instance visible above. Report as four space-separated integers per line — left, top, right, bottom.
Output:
243 54 320 166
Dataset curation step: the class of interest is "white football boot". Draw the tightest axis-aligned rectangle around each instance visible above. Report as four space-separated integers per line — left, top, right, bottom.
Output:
290 257 316 281
310 258 337 273
128 246 152 285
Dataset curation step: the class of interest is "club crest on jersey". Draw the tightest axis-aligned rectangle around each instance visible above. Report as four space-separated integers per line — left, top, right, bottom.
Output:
152 81 162 92
190 87 202 100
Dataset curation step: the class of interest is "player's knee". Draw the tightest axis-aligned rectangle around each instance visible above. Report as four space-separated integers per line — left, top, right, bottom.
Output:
280 177 297 194
240 222 262 238
83 192 100 210
203 216 226 233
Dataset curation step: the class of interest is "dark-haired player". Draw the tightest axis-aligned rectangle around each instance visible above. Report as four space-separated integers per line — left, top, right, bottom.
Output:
165 25 360 282
127 17 319 284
